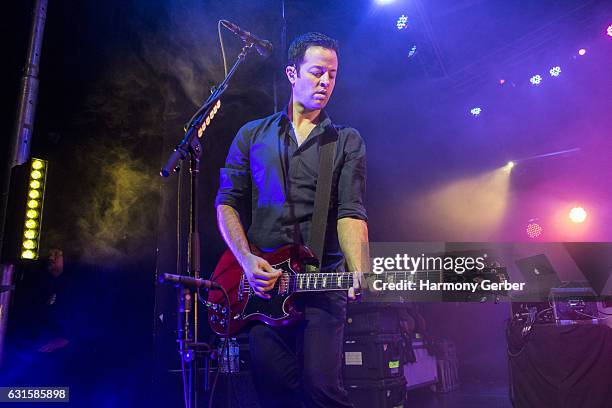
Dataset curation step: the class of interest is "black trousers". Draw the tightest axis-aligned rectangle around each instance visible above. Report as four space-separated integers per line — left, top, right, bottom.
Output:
248 292 353 408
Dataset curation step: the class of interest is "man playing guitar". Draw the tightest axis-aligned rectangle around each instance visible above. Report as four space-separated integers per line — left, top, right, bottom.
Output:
216 32 369 407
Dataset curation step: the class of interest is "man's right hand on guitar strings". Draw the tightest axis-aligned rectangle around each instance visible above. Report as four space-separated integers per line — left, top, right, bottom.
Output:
240 253 282 299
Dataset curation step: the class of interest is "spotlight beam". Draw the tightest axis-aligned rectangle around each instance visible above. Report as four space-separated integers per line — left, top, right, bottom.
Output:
511 148 581 164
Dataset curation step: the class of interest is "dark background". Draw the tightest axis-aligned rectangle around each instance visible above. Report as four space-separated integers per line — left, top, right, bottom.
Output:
2 0 611 406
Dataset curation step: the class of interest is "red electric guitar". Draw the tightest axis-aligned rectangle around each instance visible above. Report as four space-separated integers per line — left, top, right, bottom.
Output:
207 244 508 336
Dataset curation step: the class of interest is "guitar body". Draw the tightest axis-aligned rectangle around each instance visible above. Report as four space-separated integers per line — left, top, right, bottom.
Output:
207 244 317 336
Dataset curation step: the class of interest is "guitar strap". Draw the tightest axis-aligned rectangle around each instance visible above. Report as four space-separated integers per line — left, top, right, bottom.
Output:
308 125 339 266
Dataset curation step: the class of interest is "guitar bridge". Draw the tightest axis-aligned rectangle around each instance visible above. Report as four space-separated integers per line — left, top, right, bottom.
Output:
238 275 244 301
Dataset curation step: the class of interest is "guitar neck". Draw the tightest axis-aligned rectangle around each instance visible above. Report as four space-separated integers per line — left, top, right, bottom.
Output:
293 270 447 292
293 272 355 292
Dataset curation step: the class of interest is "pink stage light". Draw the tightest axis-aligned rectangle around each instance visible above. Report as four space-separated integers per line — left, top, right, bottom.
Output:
526 222 543 239
607 24 612 37
569 206 587 223
578 48 587 56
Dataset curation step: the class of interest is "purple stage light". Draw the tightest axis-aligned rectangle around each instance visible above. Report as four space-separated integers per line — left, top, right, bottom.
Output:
470 107 482 116
578 48 587 56
607 24 612 37
397 15 408 30
530 75 542 85
549 66 561 77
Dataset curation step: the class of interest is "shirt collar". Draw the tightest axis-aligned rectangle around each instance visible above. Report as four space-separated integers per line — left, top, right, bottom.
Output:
279 106 332 130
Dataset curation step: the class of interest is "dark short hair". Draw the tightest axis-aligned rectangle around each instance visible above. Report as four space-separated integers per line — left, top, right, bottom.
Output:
287 32 339 69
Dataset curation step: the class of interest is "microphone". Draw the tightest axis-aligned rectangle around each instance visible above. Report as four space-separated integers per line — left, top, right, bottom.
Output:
159 273 222 290
220 20 273 58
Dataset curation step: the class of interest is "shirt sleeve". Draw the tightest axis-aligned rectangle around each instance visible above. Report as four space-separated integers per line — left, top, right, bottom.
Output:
337 128 368 221
215 126 251 210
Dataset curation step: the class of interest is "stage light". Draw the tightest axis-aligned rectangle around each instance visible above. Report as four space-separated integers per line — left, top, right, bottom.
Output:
396 15 408 30
569 206 587 223
578 48 586 56
19 158 47 260
21 250 36 260
526 222 543 238
25 219 38 229
23 240 36 250
502 161 515 173
607 24 612 37
549 66 561 77
470 107 482 116
499 79 506 85
197 99 221 138
375 0 396 5
407 45 417 58
530 75 542 85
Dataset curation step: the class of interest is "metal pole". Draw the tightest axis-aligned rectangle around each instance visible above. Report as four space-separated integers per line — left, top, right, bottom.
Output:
0 1 47 365
11 0 48 167
0 263 15 368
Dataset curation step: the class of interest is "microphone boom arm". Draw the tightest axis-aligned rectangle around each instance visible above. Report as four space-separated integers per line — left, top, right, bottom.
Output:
161 42 254 177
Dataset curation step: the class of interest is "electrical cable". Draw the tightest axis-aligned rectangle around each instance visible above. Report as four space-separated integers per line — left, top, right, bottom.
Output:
218 21 229 77
599 310 612 315
573 310 611 320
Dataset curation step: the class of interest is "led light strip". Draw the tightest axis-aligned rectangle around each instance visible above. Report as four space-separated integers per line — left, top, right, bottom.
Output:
21 158 48 260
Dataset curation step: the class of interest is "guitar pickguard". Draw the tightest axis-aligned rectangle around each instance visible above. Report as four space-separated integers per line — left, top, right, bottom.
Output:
240 259 296 320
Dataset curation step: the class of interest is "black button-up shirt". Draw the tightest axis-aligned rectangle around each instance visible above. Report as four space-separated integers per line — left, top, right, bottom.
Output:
215 110 367 272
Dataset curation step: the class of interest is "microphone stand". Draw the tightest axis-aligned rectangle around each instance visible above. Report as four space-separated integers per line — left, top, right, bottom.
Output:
161 42 255 408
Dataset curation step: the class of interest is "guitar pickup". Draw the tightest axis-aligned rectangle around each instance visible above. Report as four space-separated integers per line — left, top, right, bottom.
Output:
238 275 245 301
277 273 288 295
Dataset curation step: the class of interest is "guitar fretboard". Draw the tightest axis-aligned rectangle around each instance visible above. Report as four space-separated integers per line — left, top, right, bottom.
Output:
291 270 451 292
